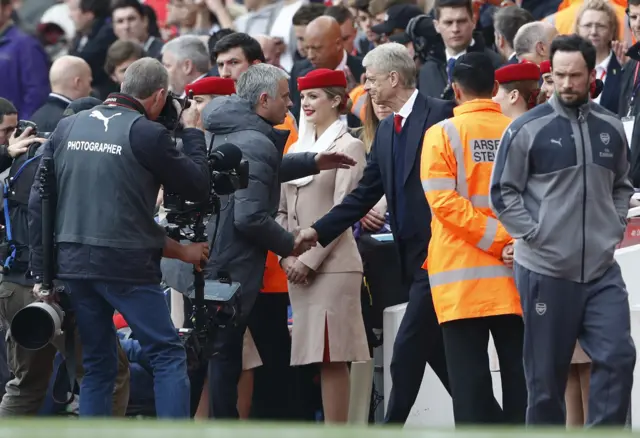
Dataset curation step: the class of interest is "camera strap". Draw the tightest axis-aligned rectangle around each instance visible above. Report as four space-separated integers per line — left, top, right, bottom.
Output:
103 93 148 118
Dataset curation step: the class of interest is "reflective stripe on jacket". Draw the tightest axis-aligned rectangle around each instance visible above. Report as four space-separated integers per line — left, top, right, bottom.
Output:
420 99 521 324
349 85 367 122
262 112 299 293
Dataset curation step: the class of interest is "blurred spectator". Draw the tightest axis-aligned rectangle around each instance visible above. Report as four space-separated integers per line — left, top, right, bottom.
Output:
206 28 236 76
291 3 326 60
493 6 534 64
161 35 211 95
325 5 359 55
111 0 163 59
234 0 281 36
418 0 502 100
0 0 49 120
67 0 117 99
31 56 93 133
269 0 305 73
513 21 558 65
574 0 621 113
544 0 631 46
13 0 57 34
104 39 146 86
214 32 265 79
289 16 365 126
370 4 423 58
166 0 233 36
519 0 561 20
255 34 283 68
0 98 17 146
38 1 76 61
142 3 162 38
352 0 377 55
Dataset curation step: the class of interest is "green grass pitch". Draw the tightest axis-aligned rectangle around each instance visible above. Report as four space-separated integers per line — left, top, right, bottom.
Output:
0 421 636 438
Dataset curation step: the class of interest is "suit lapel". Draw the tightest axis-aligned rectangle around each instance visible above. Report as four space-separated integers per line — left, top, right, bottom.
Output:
403 94 430 185
378 118 395 194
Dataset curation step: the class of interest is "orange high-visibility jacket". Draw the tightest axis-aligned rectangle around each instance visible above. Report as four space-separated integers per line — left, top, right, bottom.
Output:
420 99 521 324
349 85 367 122
262 112 299 293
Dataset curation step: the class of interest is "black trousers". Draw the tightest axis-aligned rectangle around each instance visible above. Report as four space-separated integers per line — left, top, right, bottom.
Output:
247 292 301 420
441 314 527 425
384 269 450 423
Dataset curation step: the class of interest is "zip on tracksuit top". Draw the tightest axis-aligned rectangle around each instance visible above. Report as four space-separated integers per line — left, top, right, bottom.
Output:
490 95 634 284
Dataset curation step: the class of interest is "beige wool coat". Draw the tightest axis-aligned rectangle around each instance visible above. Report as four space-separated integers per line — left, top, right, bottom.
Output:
277 125 371 365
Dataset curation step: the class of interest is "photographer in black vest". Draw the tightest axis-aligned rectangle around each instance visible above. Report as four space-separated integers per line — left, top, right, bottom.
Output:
28 58 210 418
0 97 131 416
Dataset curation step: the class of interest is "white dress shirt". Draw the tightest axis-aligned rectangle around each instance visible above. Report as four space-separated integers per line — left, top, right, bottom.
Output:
393 89 419 128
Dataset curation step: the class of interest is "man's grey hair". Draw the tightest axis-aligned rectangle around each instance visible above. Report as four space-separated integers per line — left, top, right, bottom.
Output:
514 22 552 57
362 43 416 88
493 6 534 49
161 35 210 74
236 64 290 106
121 58 169 99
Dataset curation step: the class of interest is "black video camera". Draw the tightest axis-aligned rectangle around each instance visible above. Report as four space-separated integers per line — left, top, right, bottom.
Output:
157 92 191 132
163 143 248 231
406 14 444 64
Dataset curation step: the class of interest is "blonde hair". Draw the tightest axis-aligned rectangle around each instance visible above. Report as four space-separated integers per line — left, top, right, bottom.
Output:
358 93 381 153
322 86 352 116
574 0 618 45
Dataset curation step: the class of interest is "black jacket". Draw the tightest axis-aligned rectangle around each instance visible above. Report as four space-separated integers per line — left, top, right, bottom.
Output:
312 92 455 282
418 34 503 100
598 53 622 115
70 18 117 100
28 112 209 284
30 94 70 134
289 54 365 128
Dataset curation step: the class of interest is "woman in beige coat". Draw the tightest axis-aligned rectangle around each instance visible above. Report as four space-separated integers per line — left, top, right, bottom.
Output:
277 69 370 423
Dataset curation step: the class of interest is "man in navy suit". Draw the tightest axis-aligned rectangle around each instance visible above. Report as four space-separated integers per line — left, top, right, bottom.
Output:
297 42 454 424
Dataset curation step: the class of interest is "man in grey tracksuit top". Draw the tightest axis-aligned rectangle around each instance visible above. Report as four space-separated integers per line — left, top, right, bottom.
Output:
490 36 636 426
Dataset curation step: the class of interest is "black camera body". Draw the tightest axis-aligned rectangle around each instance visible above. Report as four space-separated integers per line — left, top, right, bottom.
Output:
14 120 38 138
157 92 190 132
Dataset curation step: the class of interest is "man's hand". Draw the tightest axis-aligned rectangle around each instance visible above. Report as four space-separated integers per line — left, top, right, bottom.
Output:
502 243 514 268
180 242 209 271
612 40 629 65
8 127 46 158
291 227 318 256
281 256 310 285
361 207 386 232
315 151 357 171
181 101 201 130
33 283 59 304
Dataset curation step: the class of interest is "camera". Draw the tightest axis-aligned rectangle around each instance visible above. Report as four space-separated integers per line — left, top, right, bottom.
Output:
163 141 247 365
14 120 38 138
406 14 444 64
11 286 71 350
157 92 190 132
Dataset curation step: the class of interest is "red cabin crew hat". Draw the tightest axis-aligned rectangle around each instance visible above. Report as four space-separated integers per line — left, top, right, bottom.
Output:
495 62 541 84
184 77 236 97
539 60 551 76
297 69 347 91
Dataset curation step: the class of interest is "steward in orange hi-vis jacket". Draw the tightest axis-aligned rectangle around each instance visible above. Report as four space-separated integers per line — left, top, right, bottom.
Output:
419 52 526 426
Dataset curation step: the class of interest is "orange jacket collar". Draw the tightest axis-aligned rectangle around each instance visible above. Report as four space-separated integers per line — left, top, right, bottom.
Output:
452 99 502 117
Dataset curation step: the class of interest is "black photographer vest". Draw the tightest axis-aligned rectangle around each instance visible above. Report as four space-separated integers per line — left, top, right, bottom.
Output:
53 105 165 249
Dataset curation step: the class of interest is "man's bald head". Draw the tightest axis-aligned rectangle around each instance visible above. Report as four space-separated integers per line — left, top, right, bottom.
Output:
304 16 344 69
514 21 558 65
254 34 281 67
49 56 93 100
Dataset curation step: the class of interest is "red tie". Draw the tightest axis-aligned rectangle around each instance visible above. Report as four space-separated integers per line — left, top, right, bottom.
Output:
394 114 403 134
